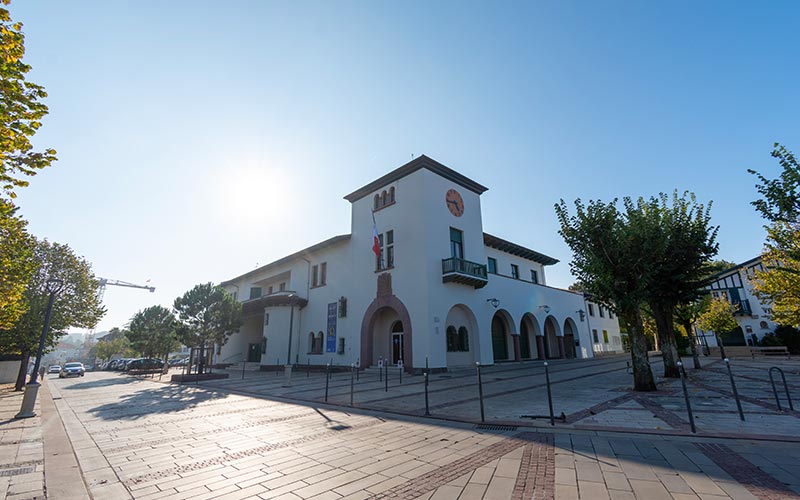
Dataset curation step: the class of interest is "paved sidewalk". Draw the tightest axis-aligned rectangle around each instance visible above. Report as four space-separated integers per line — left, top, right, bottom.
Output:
46 372 800 499
195 355 800 441
0 383 45 500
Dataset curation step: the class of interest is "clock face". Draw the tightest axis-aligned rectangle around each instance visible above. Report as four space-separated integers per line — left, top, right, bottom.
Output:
446 189 464 217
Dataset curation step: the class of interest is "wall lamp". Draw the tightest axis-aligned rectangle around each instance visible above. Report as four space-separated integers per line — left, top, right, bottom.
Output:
539 305 551 314
486 298 500 309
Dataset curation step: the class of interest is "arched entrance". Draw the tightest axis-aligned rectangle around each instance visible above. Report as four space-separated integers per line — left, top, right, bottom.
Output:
563 318 578 359
519 313 541 360
445 304 479 367
360 295 413 373
491 310 513 361
544 316 561 359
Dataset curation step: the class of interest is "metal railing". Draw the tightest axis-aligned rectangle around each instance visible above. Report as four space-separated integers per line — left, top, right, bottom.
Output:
441 257 488 280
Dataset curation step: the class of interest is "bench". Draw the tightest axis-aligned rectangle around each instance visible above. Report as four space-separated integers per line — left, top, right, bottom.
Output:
751 346 790 358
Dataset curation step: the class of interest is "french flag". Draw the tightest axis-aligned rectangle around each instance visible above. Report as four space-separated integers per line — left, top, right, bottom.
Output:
372 221 381 264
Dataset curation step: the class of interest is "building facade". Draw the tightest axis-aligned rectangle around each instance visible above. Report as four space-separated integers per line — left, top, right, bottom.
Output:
699 257 776 347
219 156 622 372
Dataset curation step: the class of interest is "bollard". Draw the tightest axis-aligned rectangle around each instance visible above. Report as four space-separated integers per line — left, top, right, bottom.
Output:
544 362 555 426
677 362 697 433
399 360 403 384
424 372 430 416
241 354 246 380
307 359 310 378
379 357 383 383
769 367 794 411
276 358 280 376
350 363 355 407
385 362 388 392
476 362 485 423
356 358 360 381
724 358 745 421
324 362 330 402
425 356 429 375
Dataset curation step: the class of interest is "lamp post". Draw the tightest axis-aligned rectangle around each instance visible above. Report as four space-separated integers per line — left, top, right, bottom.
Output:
16 278 64 419
283 294 296 387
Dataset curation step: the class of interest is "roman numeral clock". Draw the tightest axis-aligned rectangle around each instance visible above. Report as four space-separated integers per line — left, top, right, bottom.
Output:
446 189 464 217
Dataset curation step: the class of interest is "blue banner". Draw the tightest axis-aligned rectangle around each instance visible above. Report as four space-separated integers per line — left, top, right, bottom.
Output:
326 302 337 353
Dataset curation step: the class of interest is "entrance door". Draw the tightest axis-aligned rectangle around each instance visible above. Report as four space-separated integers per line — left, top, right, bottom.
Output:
492 316 508 361
520 323 531 359
391 321 404 364
247 343 261 362
564 334 576 359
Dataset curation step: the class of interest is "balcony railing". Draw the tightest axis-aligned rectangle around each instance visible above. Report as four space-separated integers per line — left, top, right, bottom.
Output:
442 257 488 289
733 299 752 316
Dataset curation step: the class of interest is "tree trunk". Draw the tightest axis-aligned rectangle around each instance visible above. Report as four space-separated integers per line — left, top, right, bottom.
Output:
650 302 680 378
681 320 702 369
715 334 727 359
198 341 205 375
14 350 30 391
623 308 657 391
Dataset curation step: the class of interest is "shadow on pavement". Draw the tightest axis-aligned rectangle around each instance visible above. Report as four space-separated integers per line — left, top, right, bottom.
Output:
87 383 230 420
62 375 140 390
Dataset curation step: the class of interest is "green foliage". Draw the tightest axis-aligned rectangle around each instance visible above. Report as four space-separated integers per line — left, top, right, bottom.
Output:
696 297 738 334
774 324 800 354
700 260 738 280
0 1 57 198
674 331 691 355
173 282 242 351
753 223 800 326
0 239 105 355
127 305 178 359
0 199 34 330
94 334 132 362
748 143 800 224
759 333 784 347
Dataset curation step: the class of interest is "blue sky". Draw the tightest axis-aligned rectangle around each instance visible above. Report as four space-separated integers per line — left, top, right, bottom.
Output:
11 1 800 332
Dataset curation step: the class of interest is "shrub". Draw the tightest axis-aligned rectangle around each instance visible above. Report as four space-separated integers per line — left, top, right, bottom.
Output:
759 333 784 347
774 325 800 354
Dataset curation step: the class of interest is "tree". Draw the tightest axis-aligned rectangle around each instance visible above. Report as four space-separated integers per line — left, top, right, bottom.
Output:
640 192 718 378
696 297 739 358
127 305 179 365
674 296 710 369
555 198 658 391
748 143 800 326
0 239 105 389
0 1 57 198
173 283 241 374
0 199 34 329
94 333 133 363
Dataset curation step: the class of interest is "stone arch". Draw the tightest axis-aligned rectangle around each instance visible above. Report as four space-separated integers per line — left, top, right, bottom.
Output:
544 315 562 359
445 304 479 367
491 309 515 362
360 295 413 373
563 317 579 359
520 313 541 360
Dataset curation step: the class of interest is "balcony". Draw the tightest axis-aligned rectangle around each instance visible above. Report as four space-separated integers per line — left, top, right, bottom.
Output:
442 257 489 289
733 299 752 316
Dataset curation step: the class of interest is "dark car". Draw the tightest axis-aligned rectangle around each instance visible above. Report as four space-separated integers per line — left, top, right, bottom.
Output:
59 362 85 378
126 358 163 371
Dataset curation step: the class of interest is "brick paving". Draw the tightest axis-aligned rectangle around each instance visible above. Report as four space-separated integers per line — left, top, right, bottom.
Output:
0 382 45 500
33 370 800 499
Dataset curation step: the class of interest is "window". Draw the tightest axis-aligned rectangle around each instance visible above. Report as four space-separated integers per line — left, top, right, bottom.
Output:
530 270 538 284
315 332 324 354
249 287 262 300
376 230 395 270
487 257 497 274
599 307 605 318
450 228 463 259
588 304 595 316
231 290 237 301
267 286 273 295
312 265 319 287
374 194 380 210
389 187 395 203
308 332 315 353
510 264 519 279
279 282 286 292
373 187 396 211
609 310 614 319
320 262 327 285
745 325 753 334
602 330 609 343
760 321 769 329
263 314 269 326
592 329 599 343
446 326 470 352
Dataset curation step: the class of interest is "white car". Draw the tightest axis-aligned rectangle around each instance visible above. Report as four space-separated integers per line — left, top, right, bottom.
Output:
59 362 85 378
48 365 61 374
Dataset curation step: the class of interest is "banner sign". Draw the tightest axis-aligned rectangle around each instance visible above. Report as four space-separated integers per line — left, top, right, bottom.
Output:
326 302 337 353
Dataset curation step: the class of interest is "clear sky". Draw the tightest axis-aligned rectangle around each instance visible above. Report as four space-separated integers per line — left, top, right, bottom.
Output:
10 1 800 333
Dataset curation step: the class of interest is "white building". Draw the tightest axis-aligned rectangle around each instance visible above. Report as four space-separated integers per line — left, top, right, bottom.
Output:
584 298 625 355
219 155 623 372
700 256 777 347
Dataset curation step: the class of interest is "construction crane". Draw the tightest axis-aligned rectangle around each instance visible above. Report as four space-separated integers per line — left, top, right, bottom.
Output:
97 278 155 302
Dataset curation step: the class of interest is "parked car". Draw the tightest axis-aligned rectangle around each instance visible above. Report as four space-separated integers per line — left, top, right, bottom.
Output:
169 357 189 367
59 362 85 378
126 358 164 371
48 364 61 374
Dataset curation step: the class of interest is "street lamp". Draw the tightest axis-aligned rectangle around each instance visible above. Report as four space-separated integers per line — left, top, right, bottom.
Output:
284 293 296 387
16 277 64 419
486 298 499 309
